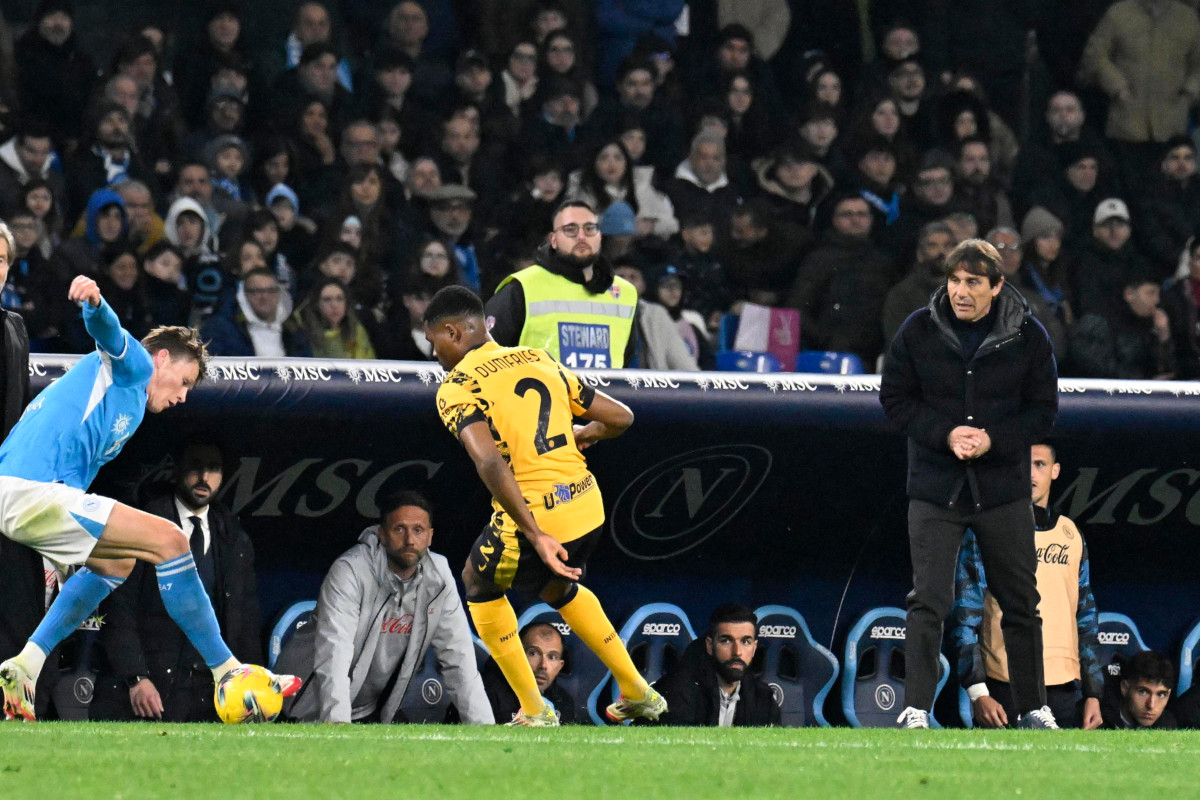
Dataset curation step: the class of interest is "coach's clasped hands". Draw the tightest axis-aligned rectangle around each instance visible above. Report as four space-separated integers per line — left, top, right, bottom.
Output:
948 426 991 461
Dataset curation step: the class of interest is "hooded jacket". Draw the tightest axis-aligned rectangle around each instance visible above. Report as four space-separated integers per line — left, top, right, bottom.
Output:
754 157 834 228
51 188 127 281
880 282 1058 511
288 528 493 725
198 286 310 358
164 196 212 256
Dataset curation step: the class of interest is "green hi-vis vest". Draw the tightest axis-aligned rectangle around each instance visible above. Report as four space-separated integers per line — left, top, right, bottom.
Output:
496 265 638 369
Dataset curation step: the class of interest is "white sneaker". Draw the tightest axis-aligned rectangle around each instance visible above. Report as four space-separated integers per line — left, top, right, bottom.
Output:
896 706 930 729
606 686 668 723
1017 705 1059 730
0 658 36 722
505 705 561 727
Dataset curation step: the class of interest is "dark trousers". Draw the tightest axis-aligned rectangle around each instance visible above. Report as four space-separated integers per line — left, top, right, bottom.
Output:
905 497 1046 713
986 677 1083 728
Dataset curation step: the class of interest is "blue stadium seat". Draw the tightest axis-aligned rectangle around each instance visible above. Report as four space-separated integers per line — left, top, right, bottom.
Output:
517 603 613 726
1179 617 1200 694
751 605 839 727
396 645 455 723
794 351 866 375
1097 612 1149 680
841 607 950 728
715 351 781 373
718 313 740 352
268 600 317 669
610 604 697 719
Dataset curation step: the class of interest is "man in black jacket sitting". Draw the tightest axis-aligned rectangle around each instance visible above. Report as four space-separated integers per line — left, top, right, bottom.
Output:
90 432 262 722
655 605 779 727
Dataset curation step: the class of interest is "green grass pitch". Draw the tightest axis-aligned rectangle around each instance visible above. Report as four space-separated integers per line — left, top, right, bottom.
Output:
0 723 1196 799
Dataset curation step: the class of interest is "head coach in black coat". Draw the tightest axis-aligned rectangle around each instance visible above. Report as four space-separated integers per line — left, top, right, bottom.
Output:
880 239 1059 730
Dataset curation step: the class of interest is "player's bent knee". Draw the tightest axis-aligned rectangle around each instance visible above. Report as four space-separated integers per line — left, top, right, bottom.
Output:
144 522 189 563
462 569 504 603
540 580 578 609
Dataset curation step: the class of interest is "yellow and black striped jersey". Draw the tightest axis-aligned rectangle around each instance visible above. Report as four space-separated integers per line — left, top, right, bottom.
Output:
435 340 603 541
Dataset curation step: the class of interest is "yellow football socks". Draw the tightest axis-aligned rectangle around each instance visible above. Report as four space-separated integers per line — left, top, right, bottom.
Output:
558 586 649 700
469 596 545 714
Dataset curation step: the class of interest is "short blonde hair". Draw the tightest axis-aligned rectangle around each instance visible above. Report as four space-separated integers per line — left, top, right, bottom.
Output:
141 326 210 383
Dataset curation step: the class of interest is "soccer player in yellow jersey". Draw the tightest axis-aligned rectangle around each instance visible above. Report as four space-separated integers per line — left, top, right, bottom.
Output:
424 285 665 726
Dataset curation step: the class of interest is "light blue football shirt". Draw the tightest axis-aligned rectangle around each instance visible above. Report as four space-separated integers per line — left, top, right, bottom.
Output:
0 298 153 490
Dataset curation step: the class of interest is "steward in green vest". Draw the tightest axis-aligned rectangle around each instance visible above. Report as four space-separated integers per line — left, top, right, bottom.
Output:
486 241 639 369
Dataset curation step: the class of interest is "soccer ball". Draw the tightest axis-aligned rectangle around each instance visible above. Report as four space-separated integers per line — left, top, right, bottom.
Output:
214 665 284 724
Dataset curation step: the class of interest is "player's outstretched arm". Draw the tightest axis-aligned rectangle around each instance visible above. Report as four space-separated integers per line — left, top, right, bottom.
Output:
573 390 633 450
458 420 581 582
68 275 127 357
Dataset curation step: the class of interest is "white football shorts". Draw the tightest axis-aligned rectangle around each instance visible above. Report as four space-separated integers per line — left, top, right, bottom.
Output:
0 476 116 568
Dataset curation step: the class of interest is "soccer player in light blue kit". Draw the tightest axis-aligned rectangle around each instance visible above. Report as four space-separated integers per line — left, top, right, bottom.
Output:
0 275 299 721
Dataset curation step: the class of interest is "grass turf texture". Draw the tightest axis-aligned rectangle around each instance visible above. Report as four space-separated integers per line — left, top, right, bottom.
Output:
1 723 1197 799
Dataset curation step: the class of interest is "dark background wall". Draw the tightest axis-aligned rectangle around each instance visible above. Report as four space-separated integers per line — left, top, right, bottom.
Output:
30 356 1200 664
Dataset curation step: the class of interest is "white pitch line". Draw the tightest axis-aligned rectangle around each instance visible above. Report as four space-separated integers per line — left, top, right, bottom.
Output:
90 728 1194 757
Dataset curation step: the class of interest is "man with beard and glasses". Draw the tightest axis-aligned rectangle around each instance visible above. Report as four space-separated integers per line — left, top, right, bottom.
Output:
486 201 639 369
90 432 262 722
287 491 492 725
655 604 780 727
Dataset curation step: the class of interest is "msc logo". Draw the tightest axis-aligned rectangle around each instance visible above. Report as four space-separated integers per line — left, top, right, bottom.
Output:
550 622 572 637
421 678 444 705
611 445 773 561
870 626 906 640
542 474 596 510
276 365 332 381
758 625 797 639
1098 632 1130 646
212 363 262 381
641 623 681 636
875 685 896 711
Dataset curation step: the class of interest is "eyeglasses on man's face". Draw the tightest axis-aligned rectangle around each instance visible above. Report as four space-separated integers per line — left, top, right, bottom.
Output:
555 222 600 238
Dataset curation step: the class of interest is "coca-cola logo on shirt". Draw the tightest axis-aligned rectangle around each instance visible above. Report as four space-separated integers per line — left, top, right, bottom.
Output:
381 615 413 635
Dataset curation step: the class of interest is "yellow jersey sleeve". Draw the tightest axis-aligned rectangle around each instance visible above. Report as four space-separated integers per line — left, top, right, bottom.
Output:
553 359 596 417
436 369 489 440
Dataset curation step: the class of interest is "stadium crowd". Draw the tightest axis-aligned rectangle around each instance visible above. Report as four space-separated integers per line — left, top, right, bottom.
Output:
3 0 1200 375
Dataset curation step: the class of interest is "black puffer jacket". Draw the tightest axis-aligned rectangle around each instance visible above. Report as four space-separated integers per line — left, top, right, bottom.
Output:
880 282 1058 511
656 639 781 727
786 231 894 365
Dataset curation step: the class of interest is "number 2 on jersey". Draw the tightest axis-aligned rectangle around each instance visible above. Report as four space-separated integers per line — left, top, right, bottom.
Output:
514 378 567 455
